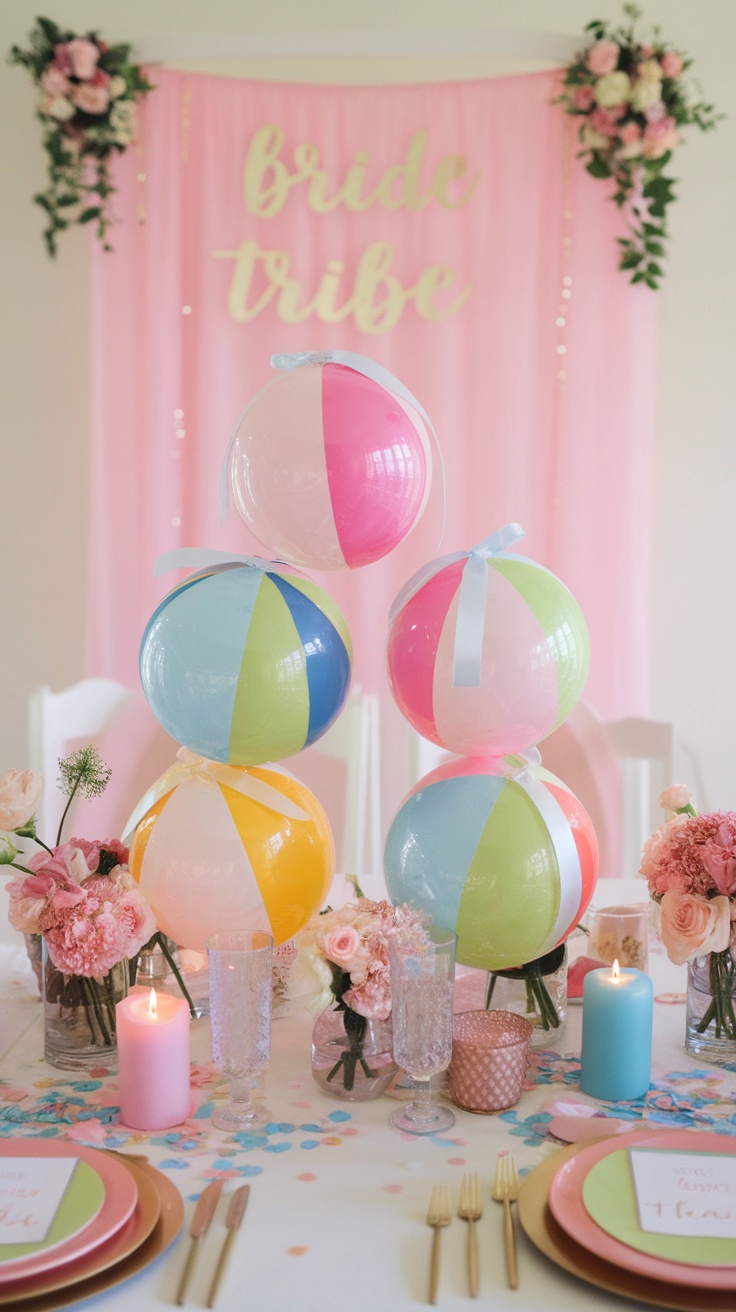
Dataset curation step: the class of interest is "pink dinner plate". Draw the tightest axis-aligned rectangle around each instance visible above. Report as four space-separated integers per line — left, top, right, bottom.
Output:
548 1129 736 1290
0 1140 137 1285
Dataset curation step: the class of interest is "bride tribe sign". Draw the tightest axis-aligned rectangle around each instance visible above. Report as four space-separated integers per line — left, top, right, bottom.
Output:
213 125 479 333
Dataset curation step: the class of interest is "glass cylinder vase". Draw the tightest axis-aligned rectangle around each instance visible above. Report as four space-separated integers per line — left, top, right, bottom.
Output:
685 951 736 1067
311 1004 397 1100
485 946 568 1049
42 943 129 1071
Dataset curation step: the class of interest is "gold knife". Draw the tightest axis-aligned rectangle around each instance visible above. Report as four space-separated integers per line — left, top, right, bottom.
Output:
205 1184 250 1308
175 1179 224 1306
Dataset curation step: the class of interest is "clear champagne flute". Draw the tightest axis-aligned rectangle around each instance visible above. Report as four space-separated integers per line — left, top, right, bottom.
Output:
207 929 273 1131
389 925 457 1135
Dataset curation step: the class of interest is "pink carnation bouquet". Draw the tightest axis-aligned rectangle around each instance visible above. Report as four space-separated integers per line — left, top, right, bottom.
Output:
641 785 736 1043
1 745 190 1052
557 4 719 288
290 890 429 1092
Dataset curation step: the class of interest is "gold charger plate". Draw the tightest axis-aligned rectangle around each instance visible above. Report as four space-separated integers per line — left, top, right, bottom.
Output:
0 1155 183 1310
518 1141 736 1312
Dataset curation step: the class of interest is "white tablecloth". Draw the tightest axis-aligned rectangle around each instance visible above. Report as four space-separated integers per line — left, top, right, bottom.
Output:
0 880 732 1312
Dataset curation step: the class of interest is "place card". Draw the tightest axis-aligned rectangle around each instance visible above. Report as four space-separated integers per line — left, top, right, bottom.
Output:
0 1157 78 1247
629 1148 736 1239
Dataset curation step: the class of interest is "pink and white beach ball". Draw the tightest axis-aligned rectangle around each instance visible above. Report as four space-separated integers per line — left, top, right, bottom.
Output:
387 528 590 756
228 356 431 570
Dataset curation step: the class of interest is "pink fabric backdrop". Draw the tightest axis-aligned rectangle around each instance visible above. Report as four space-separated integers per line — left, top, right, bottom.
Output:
82 67 657 837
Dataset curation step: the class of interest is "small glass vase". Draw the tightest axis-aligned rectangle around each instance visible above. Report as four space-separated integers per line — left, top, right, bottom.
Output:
485 945 568 1049
685 951 736 1067
311 1004 397 1101
42 942 129 1071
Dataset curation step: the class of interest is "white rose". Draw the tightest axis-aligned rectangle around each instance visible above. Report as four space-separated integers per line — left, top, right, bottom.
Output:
631 78 663 112
580 124 609 150
595 71 632 107
45 96 76 122
637 58 663 82
109 75 127 99
287 948 334 1016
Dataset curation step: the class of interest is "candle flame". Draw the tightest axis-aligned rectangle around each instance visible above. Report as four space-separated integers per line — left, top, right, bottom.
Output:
148 988 157 1018
612 959 620 980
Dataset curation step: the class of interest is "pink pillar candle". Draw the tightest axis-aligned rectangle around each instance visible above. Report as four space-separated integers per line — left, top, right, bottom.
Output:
116 988 191 1130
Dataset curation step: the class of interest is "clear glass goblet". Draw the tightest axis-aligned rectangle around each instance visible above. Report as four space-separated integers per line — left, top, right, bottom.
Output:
389 925 457 1135
207 929 273 1132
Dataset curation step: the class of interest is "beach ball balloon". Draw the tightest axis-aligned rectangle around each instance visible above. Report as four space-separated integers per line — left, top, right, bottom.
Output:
384 755 598 972
140 561 352 765
128 753 334 951
228 356 431 569
387 525 590 756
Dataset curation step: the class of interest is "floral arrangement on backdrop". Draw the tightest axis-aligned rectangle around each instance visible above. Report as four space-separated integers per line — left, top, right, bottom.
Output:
641 784 735 1041
558 4 720 288
290 889 429 1092
9 16 153 256
0 749 190 1049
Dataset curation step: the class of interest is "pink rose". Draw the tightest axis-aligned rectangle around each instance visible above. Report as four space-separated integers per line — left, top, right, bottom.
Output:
643 116 680 158
0 769 43 831
661 51 684 79
586 40 620 76
67 37 100 81
701 824 736 896
53 43 73 75
71 83 110 115
590 107 620 138
572 84 595 111
659 891 731 965
322 925 362 967
659 784 694 815
645 100 667 123
619 120 643 144
41 64 71 97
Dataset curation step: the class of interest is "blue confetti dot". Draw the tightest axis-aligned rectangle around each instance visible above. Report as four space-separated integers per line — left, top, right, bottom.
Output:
213 1158 238 1170
193 1101 216 1120
328 1111 351 1123
299 1124 323 1133
300 1140 320 1150
158 1159 188 1170
238 1165 264 1177
264 1142 292 1153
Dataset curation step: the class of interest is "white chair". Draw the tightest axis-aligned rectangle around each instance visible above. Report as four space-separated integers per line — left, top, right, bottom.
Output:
314 687 382 885
29 679 134 843
540 700 674 879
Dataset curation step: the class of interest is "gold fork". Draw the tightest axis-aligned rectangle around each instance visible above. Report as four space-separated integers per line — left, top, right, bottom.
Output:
426 1185 451 1305
457 1173 482 1297
491 1153 519 1289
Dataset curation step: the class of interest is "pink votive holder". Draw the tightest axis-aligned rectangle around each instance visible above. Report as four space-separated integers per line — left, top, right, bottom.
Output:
448 1010 533 1114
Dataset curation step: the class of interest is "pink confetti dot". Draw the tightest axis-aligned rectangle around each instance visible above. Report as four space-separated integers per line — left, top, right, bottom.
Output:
383 1183 403 1193
288 1246 308 1257
339 1127 359 1136
297 1173 317 1182
291 1101 311 1109
447 1157 466 1166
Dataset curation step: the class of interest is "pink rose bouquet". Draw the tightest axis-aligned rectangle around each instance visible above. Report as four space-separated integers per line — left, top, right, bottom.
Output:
557 4 719 288
641 786 736 1043
291 890 429 1092
9 16 153 256
1 745 192 1054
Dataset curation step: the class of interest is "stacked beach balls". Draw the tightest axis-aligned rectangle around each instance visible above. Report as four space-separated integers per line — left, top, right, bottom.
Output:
383 525 599 972
129 355 433 951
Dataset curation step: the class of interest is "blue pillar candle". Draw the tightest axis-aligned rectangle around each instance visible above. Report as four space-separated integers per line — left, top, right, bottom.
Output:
580 963 653 1101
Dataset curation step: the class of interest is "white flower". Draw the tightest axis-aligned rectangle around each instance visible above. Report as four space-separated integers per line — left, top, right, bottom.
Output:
631 78 663 112
595 71 632 107
580 124 610 150
287 947 334 1016
110 99 137 146
45 96 76 122
109 75 127 99
637 58 663 82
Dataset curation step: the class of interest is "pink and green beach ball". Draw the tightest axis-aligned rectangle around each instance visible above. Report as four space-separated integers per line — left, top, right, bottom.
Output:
228 360 431 570
387 543 590 756
384 755 598 972
139 561 352 766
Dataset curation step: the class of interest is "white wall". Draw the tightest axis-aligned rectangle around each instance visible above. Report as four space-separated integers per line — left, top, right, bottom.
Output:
1 0 734 818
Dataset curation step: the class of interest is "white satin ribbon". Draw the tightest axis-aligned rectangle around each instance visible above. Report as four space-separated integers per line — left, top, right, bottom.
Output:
218 349 446 541
122 747 310 845
389 522 526 689
514 767 582 956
